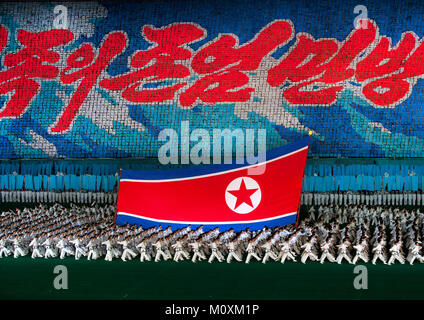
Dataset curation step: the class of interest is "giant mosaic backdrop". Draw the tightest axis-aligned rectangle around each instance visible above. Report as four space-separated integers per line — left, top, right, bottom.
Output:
1 0 424 159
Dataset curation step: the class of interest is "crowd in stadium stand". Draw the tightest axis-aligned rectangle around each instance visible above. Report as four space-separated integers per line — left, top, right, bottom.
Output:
0 203 423 265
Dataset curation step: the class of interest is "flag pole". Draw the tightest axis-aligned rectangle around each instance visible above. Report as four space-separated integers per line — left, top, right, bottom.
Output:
113 168 121 225
295 131 311 228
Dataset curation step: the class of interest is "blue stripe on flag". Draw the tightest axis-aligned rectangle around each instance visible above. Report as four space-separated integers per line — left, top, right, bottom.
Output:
115 213 297 232
121 138 309 181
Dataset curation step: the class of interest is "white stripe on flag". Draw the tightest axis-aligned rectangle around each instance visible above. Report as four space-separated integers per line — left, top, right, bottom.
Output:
120 146 308 183
116 211 298 225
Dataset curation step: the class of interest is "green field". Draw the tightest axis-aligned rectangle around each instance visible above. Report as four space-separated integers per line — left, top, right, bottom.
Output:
0 256 422 300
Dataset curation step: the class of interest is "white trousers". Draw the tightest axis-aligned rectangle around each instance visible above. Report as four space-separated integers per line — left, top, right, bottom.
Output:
320 252 336 264
155 249 168 262
31 248 43 258
105 250 114 261
121 248 137 261
226 251 242 263
139 251 151 262
301 252 318 264
44 248 56 259
174 250 189 262
14 247 26 258
245 251 261 264
0 248 10 258
208 250 224 263
192 250 206 263
407 254 424 265
336 253 352 264
59 248 73 259
75 247 87 260
87 250 100 260
388 253 405 265
262 251 277 264
372 253 387 264
279 251 296 263
352 253 368 264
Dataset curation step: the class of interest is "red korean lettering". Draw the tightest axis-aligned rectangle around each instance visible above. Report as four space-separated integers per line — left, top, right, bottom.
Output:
50 31 127 133
357 33 420 106
0 28 73 118
99 23 205 104
180 20 293 107
272 20 377 105
0 25 7 53
267 35 339 86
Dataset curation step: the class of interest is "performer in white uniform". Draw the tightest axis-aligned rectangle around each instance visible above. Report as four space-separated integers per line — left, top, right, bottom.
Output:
0 235 10 258
372 239 387 265
70 237 87 260
388 240 405 265
301 237 319 264
407 241 424 265
189 239 206 263
153 239 169 262
42 236 56 259
261 239 278 264
352 237 369 264
87 238 100 261
336 239 353 264
102 237 115 262
245 239 261 264
226 239 242 263
208 239 224 263
278 239 297 263
56 237 73 259
319 239 336 264
136 238 151 262
29 236 43 259
172 237 190 262
119 237 138 262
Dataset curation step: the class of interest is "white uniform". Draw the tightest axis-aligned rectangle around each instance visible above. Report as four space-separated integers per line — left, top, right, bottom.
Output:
372 242 387 265
153 240 169 262
13 238 27 258
136 241 151 262
352 241 369 264
70 239 87 260
87 240 100 260
102 240 115 261
29 238 43 258
278 241 297 263
172 240 189 262
407 243 424 265
208 241 224 263
0 239 10 258
261 241 277 263
319 242 336 263
42 238 56 258
56 238 73 259
388 243 405 265
189 241 206 263
245 242 261 264
301 242 318 264
226 241 242 263
119 240 137 262
336 243 353 264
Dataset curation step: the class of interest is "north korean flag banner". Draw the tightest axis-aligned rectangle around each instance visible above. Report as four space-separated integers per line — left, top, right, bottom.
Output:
115 138 309 232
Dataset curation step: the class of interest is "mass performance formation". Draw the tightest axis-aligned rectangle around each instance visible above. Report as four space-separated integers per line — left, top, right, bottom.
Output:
0 18 422 133
1 203 423 265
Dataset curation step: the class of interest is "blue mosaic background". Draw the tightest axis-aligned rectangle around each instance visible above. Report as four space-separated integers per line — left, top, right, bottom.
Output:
0 0 424 159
